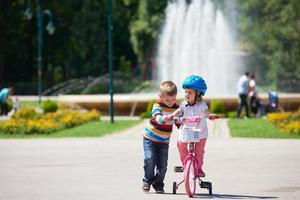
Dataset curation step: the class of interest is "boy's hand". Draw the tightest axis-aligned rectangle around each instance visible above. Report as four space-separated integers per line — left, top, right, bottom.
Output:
172 109 183 117
162 114 174 123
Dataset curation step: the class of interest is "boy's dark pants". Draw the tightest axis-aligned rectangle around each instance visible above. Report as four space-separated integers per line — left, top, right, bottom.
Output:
143 137 169 190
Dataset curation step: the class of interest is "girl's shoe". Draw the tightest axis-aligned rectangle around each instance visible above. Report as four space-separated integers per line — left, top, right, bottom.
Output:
197 169 206 177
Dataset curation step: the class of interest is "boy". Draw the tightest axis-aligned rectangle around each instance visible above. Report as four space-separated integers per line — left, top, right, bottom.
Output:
142 81 180 193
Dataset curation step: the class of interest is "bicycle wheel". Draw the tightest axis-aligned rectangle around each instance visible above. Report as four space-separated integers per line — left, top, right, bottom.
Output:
184 159 196 197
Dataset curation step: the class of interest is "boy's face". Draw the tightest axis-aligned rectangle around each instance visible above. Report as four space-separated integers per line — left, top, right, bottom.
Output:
160 94 176 107
184 88 196 104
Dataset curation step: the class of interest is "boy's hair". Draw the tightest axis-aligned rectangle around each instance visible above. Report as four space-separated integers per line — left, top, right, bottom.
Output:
160 81 177 96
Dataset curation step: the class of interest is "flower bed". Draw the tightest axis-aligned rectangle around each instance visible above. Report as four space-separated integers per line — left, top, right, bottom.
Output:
0 108 100 134
267 109 300 134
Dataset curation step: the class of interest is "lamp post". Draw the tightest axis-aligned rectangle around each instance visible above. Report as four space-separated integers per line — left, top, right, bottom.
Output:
24 0 55 106
107 0 114 123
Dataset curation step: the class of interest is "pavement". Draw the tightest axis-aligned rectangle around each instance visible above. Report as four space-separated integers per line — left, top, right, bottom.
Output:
0 119 300 200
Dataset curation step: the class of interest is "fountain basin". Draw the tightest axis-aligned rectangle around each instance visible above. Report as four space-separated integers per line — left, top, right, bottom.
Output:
57 93 300 116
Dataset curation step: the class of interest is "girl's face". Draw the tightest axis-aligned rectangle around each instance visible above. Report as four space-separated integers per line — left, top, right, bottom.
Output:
184 88 196 104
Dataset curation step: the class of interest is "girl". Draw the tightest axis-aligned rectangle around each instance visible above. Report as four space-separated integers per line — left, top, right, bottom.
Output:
174 75 216 177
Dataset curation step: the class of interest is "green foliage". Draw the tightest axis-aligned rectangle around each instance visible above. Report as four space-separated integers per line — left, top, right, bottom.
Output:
5 0 299 94
239 0 300 92
129 0 167 78
210 99 225 114
81 78 143 94
7 100 13 112
1 0 138 94
42 100 58 113
13 107 38 120
140 100 155 119
227 111 237 119
0 120 142 138
0 109 101 135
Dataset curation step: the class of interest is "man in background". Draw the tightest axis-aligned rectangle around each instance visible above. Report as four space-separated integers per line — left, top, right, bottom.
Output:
236 72 250 118
0 87 13 116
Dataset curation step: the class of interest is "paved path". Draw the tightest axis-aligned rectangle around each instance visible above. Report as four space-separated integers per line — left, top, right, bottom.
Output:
0 119 300 200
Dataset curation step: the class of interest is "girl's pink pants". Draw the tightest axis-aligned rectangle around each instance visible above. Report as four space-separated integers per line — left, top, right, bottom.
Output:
177 138 207 173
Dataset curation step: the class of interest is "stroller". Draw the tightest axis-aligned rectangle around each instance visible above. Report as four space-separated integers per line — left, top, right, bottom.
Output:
254 91 279 117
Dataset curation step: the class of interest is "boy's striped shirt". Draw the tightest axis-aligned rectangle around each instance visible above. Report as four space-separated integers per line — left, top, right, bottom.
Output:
144 100 180 144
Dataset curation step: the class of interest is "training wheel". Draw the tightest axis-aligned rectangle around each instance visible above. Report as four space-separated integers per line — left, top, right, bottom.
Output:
173 182 177 194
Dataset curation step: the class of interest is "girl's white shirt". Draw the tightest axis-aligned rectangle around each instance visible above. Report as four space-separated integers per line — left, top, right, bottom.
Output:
179 101 209 139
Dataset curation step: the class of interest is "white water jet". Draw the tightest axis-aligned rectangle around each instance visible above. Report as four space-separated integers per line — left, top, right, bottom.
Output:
156 0 244 97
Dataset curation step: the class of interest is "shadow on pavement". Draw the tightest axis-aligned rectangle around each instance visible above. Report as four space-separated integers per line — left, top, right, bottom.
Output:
195 193 278 199
156 192 278 199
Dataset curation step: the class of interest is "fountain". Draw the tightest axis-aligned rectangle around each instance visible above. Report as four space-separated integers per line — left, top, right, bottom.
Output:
55 0 299 116
156 0 244 97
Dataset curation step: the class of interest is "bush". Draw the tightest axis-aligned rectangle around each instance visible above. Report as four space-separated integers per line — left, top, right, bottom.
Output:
227 111 237 118
0 109 101 134
7 100 13 112
267 110 300 134
13 107 38 120
42 100 58 113
210 99 225 114
140 100 156 119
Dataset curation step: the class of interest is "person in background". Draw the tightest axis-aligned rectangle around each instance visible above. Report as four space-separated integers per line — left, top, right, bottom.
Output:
236 72 250 118
249 74 259 116
13 97 20 113
0 87 13 116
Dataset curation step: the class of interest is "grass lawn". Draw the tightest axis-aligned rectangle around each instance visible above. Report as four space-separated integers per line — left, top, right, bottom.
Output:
228 118 300 139
20 100 39 108
0 120 142 138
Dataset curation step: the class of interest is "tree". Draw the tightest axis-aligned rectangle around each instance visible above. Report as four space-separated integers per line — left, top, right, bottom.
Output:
239 0 300 92
129 0 167 79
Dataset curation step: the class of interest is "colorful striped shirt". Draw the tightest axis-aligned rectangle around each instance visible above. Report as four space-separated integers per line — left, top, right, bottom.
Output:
144 100 180 144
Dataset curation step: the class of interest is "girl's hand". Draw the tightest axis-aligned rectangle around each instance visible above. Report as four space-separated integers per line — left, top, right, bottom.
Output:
208 113 218 120
162 115 173 123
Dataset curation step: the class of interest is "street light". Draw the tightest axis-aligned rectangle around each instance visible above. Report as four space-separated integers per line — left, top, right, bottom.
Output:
24 0 55 106
107 0 114 123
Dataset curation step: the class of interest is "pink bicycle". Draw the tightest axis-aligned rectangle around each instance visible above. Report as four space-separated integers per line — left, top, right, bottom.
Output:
172 116 214 197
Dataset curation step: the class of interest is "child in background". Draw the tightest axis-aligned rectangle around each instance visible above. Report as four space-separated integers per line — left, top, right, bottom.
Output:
13 97 20 113
142 81 180 193
174 75 216 177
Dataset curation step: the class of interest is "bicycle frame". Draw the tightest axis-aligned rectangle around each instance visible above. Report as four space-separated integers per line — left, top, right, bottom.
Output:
173 116 214 197
174 142 199 197
184 142 199 176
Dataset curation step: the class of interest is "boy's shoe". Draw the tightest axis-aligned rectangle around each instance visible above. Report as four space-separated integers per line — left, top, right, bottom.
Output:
142 182 151 192
154 187 165 194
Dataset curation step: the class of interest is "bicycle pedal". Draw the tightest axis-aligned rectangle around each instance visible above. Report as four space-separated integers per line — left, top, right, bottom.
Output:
174 166 183 172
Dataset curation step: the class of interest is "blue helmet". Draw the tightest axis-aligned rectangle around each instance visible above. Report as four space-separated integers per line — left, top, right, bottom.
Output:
182 75 207 95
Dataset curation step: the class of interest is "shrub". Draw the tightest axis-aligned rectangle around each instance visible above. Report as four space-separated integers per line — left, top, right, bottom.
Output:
42 100 58 113
0 109 101 134
227 111 237 118
13 107 38 119
267 111 300 134
210 99 225 114
7 100 13 112
140 100 156 119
